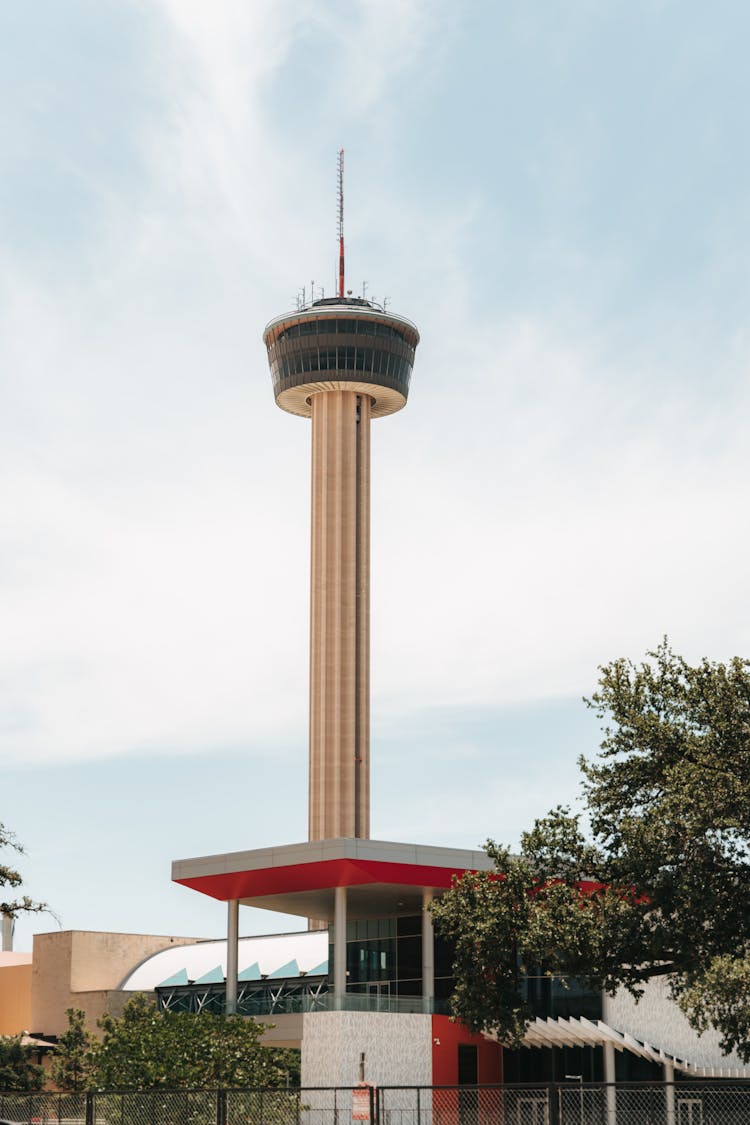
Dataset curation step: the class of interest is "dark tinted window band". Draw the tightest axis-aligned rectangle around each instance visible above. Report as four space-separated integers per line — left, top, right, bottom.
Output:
277 319 405 343
275 348 411 380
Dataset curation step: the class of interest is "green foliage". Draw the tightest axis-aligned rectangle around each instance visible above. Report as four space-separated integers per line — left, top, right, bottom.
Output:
678 956 750 1060
431 810 638 1045
91 994 292 1090
432 642 750 1059
50 1008 96 1092
0 822 47 923
0 1035 44 1091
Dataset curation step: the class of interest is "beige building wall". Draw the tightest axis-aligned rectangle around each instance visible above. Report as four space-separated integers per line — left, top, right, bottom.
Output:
30 930 201 1037
0 953 33 1034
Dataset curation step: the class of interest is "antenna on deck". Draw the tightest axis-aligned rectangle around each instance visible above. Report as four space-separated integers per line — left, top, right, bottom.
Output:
337 148 345 299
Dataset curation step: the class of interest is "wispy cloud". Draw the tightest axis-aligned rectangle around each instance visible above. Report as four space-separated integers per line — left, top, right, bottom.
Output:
2 1 749 775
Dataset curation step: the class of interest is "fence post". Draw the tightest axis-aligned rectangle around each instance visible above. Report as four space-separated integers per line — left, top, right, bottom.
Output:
85 1091 94 1125
416 1085 421 1125
216 1088 227 1125
369 1083 375 1125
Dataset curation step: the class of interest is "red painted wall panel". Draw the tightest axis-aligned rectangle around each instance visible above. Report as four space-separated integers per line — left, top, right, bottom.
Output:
431 1014 502 1085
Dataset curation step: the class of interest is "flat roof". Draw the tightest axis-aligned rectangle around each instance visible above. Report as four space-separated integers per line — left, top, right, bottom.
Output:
172 837 493 922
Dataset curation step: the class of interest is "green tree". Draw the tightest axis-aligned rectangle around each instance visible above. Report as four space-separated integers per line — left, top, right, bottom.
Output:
0 1035 44 1091
431 642 750 1060
50 1008 96 1092
92 994 293 1089
1 822 47 932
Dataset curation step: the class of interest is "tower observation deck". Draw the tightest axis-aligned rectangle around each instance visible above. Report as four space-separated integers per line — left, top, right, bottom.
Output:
263 295 420 841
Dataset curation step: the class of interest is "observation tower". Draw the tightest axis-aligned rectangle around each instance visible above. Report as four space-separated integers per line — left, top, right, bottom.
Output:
262 152 419 842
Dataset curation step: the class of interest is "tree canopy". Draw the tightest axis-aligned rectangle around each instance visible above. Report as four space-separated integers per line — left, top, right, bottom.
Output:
0 822 47 927
49 1009 96 1093
431 641 750 1060
0 1036 44 1091
53 996 299 1091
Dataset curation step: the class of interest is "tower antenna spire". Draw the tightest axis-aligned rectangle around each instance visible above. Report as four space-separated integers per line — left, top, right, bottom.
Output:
337 148 345 299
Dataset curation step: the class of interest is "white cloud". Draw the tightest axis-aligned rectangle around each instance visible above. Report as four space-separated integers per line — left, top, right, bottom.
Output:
2 1 750 776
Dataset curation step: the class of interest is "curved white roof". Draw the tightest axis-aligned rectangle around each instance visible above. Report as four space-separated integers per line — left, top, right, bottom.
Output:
120 930 328 991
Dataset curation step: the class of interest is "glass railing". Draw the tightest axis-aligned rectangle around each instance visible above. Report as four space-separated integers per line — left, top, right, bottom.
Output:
158 984 451 1018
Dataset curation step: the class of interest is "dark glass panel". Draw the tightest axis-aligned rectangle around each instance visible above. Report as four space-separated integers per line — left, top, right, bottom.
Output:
397 916 421 937
458 1044 478 1085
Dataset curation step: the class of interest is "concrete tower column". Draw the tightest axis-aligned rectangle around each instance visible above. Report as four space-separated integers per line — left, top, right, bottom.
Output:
309 390 371 841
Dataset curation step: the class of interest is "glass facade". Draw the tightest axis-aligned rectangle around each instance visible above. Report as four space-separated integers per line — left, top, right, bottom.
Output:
277 318 406 341
523 973 602 1022
266 313 416 405
328 915 454 1011
275 347 411 382
156 924 602 1026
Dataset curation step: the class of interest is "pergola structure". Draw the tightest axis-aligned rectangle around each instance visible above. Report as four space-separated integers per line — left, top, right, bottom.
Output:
172 837 493 1016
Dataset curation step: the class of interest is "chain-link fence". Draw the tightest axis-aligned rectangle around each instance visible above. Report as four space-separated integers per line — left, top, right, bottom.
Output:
3 1083 750 1124
0 1090 87 1123
378 1082 750 1125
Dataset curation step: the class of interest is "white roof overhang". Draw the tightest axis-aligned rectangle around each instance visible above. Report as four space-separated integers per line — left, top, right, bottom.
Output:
486 1017 750 1079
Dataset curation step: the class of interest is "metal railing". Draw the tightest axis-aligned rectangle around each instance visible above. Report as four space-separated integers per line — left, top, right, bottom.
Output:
157 983 451 1017
3 1082 750 1124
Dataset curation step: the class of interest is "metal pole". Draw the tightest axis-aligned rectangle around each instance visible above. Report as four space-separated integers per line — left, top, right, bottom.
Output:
226 899 239 1014
422 890 434 1014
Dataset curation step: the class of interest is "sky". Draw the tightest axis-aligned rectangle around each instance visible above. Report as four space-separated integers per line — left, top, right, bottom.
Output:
2 1 750 951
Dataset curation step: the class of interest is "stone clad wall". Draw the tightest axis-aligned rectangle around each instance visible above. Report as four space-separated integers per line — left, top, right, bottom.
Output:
301 1011 432 1087
604 977 747 1070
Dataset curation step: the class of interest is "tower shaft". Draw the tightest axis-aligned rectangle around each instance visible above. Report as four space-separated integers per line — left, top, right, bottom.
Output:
309 390 371 840
264 295 419 844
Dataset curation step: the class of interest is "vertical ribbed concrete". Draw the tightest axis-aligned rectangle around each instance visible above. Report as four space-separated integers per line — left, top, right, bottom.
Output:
309 390 370 841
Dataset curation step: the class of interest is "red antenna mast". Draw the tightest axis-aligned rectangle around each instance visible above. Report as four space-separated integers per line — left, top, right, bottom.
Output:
337 148 345 299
